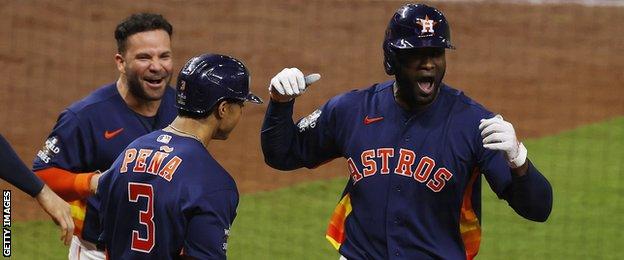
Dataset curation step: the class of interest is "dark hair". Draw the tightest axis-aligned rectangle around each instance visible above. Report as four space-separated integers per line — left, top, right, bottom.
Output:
114 13 173 54
177 99 243 119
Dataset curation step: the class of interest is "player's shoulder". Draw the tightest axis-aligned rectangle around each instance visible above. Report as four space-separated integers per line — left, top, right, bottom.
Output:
439 83 493 119
67 83 121 114
325 80 393 110
147 131 235 188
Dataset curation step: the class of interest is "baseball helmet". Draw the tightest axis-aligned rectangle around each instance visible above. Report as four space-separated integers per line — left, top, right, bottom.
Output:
383 4 455 75
175 53 263 116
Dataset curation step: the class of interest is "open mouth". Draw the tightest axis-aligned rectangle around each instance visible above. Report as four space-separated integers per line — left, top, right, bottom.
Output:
416 76 435 95
144 77 164 87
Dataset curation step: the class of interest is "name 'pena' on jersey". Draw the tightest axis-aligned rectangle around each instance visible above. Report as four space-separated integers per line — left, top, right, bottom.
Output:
118 143 183 182
98 130 239 259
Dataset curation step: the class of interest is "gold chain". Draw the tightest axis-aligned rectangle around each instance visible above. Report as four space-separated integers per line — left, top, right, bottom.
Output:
167 125 203 145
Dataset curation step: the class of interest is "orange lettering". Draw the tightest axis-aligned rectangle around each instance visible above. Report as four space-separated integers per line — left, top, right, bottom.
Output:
427 168 453 192
347 158 363 183
376 148 394 174
146 152 169 175
159 156 182 182
120 149 137 173
133 149 153 173
361 150 377 177
414 156 435 183
394 149 416 177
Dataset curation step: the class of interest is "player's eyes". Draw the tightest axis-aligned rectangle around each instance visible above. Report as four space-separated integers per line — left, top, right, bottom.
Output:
136 54 152 60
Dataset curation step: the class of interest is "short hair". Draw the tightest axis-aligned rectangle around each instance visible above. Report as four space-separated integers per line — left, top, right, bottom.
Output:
114 13 173 54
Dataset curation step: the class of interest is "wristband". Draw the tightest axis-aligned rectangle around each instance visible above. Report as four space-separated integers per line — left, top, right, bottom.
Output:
508 142 527 168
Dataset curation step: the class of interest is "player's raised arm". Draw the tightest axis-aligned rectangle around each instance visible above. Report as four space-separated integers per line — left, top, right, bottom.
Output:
479 115 553 222
261 68 341 171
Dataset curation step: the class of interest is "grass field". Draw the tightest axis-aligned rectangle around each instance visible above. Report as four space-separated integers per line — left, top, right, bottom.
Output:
10 117 623 259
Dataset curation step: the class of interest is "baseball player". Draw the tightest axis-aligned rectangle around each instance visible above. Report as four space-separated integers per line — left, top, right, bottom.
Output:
0 134 74 245
32 13 177 259
97 53 262 259
261 3 553 260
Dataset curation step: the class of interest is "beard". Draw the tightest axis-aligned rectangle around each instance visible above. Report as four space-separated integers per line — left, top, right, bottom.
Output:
395 70 444 110
126 69 170 102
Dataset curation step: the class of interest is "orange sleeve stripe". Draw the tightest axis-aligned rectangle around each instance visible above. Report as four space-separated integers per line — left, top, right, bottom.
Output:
461 168 482 260
73 218 84 236
69 200 87 237
35 167 95 201
326 194 352 250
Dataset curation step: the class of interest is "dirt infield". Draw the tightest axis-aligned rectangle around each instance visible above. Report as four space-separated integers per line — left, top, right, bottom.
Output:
0 1 622 220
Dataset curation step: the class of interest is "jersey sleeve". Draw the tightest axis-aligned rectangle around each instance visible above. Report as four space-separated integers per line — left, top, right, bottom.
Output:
261 99 341 170
182 189 238 259
32 110 97 201
33 109 93 172
0 134 44 197
475 117 553 222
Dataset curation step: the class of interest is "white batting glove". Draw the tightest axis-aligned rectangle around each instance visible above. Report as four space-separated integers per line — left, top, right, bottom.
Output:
479 115 528 168
269 68 321 102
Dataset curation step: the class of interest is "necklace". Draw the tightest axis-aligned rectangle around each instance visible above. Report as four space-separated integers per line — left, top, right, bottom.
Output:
167 125 205 146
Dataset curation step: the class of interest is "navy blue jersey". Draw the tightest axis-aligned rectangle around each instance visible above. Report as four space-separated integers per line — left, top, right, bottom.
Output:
261 81 552 259
98 130 238 259
32 83 177 241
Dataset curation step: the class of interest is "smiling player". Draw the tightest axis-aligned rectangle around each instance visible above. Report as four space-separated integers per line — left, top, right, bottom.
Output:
261 3 553 259
98 53 262 259
32 13 178 259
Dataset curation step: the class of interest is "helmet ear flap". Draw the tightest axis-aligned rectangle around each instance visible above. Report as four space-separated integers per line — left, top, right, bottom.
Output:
383 45 398 75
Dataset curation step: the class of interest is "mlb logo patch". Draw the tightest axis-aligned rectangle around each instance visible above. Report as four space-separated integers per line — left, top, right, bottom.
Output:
157 134 172 144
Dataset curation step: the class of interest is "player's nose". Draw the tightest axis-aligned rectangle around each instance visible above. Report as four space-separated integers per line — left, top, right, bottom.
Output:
148 59 166 73
419 56 435 70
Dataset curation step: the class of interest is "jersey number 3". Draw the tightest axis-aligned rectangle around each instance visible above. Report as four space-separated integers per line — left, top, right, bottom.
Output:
128 182 155 253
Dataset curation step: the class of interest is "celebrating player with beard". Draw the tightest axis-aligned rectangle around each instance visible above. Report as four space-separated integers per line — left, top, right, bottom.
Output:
261 3 552 260
97 53 262 259
32 13 177 259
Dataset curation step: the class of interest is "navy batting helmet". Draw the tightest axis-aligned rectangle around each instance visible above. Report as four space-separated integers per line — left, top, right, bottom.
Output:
383 4 455 75
175 53 263 116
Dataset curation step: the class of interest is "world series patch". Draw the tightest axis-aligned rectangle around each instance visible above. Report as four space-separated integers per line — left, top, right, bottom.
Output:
297 109 322 132
36 136 61 164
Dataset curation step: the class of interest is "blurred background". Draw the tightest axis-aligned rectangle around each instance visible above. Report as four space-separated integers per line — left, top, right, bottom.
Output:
0 0 622 259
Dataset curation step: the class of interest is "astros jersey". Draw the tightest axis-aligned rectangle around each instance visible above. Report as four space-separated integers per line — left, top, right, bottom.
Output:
98 130 238 259
32 83 177 241
261 80 550 259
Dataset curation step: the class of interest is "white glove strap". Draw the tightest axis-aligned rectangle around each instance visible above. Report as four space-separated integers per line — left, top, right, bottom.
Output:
508 142 527 168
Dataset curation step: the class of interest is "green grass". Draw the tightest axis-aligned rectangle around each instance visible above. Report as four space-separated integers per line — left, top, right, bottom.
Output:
10 117 624 259
479 117 624 260
9 221 69 259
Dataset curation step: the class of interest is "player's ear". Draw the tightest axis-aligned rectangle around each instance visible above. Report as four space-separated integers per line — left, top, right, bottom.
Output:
114 53 125 74
214 100 229 119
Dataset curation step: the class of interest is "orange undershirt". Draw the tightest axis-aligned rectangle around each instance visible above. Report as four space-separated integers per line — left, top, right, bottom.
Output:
35 167 95 236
